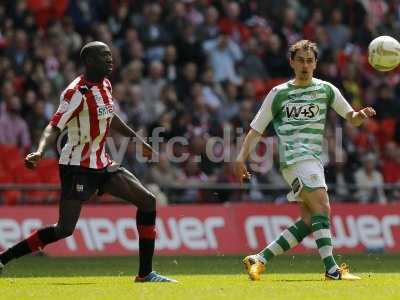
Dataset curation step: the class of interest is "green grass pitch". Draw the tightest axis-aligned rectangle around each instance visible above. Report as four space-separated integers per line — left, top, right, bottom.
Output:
1 254 400 300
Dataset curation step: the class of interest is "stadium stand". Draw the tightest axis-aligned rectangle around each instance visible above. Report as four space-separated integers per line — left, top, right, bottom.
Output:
0 0 399 204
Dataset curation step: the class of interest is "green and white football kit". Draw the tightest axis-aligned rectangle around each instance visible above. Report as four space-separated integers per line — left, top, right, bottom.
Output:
250 77 353 201
243 78 361 281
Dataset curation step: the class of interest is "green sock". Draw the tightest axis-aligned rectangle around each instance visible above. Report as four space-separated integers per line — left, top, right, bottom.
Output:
311 214 338 273
259 219 311 262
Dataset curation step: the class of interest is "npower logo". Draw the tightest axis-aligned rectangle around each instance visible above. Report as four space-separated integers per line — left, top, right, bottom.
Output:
0 217 225 252
1 206 400 255
245 214 400 250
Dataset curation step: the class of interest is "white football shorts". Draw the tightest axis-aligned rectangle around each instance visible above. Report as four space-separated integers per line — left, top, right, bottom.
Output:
281 159 328 202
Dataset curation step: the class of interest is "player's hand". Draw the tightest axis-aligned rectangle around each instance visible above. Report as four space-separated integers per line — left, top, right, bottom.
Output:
358 107 376 119
142 142 158 160
24 151 43 169
233 160 251 184
352 107 376 126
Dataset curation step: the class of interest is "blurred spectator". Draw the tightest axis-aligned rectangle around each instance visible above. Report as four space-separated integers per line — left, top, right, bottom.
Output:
61 17 82 53
218 1 250 44
325 151 355 201
230 100 254 132
159 84 183 115
203 32 243 84
175 21 205 66
324 8 350 52
148 152 184 192
25 100 49 146
163 45 178 82
239 37 268 80
374 84 400 120
354 153 387 204
279 8 302 47
381 142 400 185
219 81 240 122
361 0 388 28
165 1 187 41
201 67 224 112
0 96 31 151
216 161 240 202
377 12 400 41
125 84 148 128
341 64 363 110
263 34 292 78
353 14 377 48
138 3 169 61
140 60 166 124
175 62 198 103
180 155 209 203
197 6 220 41
186 1 204 26
303 8 323 41
121 60 144 85
5 29 29 74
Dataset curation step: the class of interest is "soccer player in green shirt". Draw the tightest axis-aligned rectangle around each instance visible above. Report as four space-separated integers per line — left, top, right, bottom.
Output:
234 40 376 281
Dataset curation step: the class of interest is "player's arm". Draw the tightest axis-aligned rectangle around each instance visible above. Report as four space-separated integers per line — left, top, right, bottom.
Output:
110 113 156 158
329 83 376 127
234 129 263 183
25 88 83 169
234 89 275 183
25 124 60 169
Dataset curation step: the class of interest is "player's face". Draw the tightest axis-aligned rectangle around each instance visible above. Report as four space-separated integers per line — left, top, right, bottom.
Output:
289 49 317 83
92 45 113 77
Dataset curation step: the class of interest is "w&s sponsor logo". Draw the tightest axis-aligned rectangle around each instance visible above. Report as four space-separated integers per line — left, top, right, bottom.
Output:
284 103 320 121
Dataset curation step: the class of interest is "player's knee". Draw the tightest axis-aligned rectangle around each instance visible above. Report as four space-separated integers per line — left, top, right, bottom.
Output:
307 188 330 215
317 198 330 216
140 192 156 211
55 224 76 239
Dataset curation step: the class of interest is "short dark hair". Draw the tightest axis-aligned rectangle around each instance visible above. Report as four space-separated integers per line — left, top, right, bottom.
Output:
79 41 107 63
289 40 318 60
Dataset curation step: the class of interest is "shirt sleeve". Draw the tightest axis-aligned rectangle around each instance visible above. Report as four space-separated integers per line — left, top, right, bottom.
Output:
50 89 83 130
250 89 277 134
329 83 354 119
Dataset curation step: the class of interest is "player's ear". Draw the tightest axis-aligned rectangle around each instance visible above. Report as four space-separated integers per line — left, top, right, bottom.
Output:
86 56 95 66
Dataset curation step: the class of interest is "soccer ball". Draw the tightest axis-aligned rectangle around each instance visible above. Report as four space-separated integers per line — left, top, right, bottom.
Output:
368 36 400 71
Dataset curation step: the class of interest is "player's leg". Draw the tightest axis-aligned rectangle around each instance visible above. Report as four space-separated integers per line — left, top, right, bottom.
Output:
300 188 337 272
101 167 176 282
261 201 312 261
300 188 360 280
243 162 315 281
243 201 312 280
0 197 82 269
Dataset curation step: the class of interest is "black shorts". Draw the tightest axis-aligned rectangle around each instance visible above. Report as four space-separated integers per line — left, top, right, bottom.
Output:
59 164 120 201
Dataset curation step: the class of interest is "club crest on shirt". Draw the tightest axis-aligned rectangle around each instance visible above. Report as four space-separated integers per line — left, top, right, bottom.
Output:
97 104 114 119
284 103 320 121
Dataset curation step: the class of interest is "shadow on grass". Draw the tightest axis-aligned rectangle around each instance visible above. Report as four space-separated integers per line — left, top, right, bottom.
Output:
0 254 399 278
49 282 97 286
272 279 323 282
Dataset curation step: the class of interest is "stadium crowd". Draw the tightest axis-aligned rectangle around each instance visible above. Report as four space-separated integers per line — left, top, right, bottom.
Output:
0 0 400 205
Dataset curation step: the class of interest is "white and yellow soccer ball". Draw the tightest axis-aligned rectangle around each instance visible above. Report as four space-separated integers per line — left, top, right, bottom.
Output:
368 36 400 72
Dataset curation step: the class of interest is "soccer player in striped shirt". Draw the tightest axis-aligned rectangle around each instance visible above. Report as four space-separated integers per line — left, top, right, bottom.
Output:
0 41 176 283
234 40 376 281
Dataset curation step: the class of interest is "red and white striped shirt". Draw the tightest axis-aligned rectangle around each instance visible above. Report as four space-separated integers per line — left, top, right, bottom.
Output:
51 75 114 169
